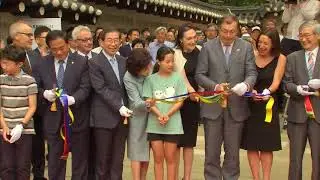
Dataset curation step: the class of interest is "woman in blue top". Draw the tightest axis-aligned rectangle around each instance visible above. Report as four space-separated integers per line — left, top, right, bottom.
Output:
143 46 187 180
124 48 154 180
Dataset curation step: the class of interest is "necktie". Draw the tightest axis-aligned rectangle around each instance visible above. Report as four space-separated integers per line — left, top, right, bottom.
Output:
85 55 89 61
224 46 231 66
307 52 314 79
110 58 120 83
57 60 65 88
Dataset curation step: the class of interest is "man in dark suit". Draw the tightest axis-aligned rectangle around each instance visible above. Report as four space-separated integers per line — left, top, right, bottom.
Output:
35 30 91 180
119 28 139 58
89 29 132 180
72 25 97 180
9 21 46 180
284 20 320 180
195 16 257 180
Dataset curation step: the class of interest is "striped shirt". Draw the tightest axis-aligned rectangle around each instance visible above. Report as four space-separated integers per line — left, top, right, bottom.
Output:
0 71 38 134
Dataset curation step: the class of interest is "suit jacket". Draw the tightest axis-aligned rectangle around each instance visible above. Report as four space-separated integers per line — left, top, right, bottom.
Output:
34 53 91 134
89 52 128 129
284 49 320 124
280 38 302 56
195 37 257 122
119 44 132 58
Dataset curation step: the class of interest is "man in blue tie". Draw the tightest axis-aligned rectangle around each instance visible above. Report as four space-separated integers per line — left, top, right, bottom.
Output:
34 30 91 180
89 29 132 180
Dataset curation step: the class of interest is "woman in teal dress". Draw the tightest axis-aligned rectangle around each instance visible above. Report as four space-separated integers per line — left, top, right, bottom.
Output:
124 48 154 180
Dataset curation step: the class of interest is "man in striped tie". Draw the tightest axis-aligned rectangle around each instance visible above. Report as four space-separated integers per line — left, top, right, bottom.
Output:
284 20 320 180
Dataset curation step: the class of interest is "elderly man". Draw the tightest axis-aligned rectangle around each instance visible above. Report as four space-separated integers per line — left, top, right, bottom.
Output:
72 25 97 60
195 15 257 180
8 21 47 180
202 23 218 44
89 29 132 180
284 20 320 180
148 26 175 64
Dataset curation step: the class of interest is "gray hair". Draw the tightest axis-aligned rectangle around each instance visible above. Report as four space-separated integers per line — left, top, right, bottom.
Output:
155 26 167 34
9 21 31 38
72 25 91 40
299 20 319 35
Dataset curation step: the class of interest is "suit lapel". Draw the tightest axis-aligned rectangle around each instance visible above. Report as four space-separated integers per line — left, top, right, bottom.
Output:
216 38 228 71
62 54 74 89
100 54 121 87
47 56 57 89
299 50 310 81
312 49 320 79
229 39 240 70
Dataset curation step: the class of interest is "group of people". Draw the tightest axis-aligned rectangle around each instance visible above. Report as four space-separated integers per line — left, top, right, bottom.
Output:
0 11 319 180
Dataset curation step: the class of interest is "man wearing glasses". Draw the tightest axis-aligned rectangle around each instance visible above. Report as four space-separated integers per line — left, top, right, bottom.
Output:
72 25 97 61
8 21 47 180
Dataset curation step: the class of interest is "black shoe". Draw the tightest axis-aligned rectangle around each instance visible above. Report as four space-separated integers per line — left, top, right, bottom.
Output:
34 178 48 180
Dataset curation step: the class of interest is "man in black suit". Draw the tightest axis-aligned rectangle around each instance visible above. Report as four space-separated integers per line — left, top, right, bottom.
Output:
9 21 46 180
89 29 132 180
72 25 97 180
35 30 91 180
119 28 139 58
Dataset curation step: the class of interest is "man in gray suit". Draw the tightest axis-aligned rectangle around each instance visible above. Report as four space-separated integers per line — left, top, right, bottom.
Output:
284 20 320 180
89 29 133 180
195 15 257 180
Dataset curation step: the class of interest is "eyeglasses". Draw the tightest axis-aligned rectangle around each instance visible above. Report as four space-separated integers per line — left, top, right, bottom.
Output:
105 38 120 44
17 32 34 38
298 33 315 39
77 38 93 42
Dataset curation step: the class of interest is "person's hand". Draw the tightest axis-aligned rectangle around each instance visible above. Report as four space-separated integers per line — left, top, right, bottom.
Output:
60 95 75 106
189 92 199 102
119 106 133 117
252 89 262 101
231 82 248 96
261 89 271 101
297 85 315 96
158 115 166 126
145 98 156 108
9 124 23 143
308 79 320 90
43 89 56 102
2 126 10 142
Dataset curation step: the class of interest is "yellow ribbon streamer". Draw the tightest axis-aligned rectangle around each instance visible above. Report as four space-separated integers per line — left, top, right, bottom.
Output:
264 97 274 123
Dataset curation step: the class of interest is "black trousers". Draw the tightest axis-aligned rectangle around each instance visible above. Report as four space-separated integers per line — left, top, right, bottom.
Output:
94 123 128 180
1 134 33 180
47 129 89 180
32 115 46 179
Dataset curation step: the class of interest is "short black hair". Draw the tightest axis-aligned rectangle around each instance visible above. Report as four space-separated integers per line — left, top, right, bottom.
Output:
127 48 151 77
99 28 121 41
256 29 281 57
141 28 150 34
34 26 51 38
128 28 140 36
46 30 68 48
1 45 26 63
132 38 145 48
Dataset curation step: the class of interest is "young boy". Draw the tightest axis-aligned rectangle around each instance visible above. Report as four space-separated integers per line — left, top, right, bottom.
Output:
0 45 38 179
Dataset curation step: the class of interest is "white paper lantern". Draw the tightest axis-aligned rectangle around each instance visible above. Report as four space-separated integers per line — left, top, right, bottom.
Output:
52 0 60 7
18 2 25 12
39 6 45 15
